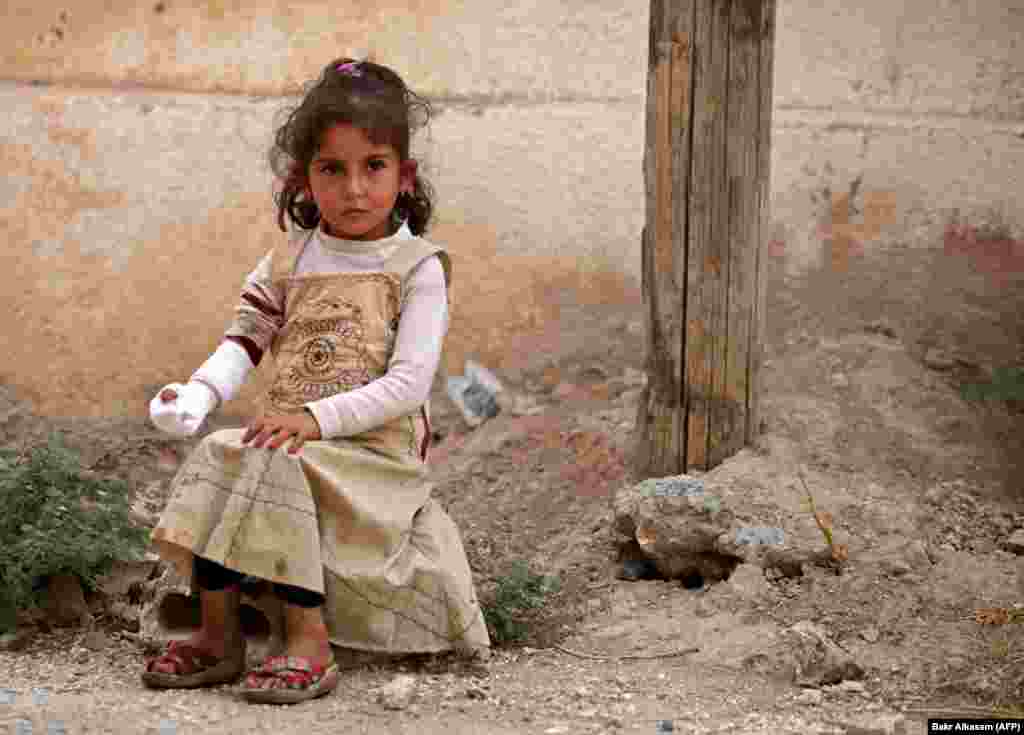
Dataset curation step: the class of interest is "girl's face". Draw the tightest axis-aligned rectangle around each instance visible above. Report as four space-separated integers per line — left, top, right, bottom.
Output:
307 123 417 241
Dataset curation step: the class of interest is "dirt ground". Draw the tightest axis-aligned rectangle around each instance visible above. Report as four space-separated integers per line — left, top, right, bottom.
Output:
1 238 1023 734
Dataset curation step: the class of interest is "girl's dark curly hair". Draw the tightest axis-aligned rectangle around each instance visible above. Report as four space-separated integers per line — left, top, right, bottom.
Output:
269 57 435 236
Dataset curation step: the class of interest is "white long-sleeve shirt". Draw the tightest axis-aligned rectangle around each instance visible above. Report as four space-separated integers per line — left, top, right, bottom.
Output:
217 221 448 439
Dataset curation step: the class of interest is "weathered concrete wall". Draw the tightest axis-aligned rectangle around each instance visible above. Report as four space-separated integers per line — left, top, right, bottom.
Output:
1 0 1022 420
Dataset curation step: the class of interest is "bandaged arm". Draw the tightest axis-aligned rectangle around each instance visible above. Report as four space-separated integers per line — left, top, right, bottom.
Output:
304 255 448 439
195 248 284 405
150 251 283 436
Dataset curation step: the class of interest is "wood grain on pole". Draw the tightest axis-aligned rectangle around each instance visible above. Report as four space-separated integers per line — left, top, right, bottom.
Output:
636 0 775 477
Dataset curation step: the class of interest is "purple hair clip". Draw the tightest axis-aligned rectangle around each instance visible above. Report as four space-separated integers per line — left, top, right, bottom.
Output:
337 61 364 77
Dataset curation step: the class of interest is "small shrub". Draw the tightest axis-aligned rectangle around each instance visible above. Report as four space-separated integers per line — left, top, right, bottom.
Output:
0 432 150 632
959 366 1024 403
482 560 561 646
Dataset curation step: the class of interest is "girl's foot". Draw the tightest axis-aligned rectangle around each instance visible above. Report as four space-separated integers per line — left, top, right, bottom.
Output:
147 630 230 673
243 623 333 690
241 603 339 702
142 581 245 689
142 630 246 689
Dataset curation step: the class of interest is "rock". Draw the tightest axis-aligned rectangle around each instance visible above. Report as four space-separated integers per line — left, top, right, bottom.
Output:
923 484 950 505
826 680 867 695
579 365 610 381
621 367 646 387
139 562 287 663
746 621 864 686
130 499 158 528
138 564 197 641
107 600 138 629
694 598 716 618
235 577 288 660
831 373 850 388
860 626 880 643
82 630 109 651
923 348 956 371
784 621 865 687
612 471 829 582
1002 529 1024 554
0 629 32 652
465 685 488 700
45 574 91 627
96 558 161 599
377 673 418 710
837 712 909 735
726 563 772 602
863 320 898 339
862 538 932 576
496 390 544 417
795 688 823 705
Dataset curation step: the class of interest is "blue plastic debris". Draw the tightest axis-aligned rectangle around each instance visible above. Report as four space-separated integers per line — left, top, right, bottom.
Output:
618 558 660 581
637 476 705 497
735 526 785 546
446 360 502 427
0 689 16 705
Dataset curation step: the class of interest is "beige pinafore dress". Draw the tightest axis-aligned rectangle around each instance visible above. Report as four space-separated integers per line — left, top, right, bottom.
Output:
150 232 490 655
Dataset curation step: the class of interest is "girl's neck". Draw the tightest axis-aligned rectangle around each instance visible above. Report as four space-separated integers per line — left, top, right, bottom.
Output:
322 219 401 241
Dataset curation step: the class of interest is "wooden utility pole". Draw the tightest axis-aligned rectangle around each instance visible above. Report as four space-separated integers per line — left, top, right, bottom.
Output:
633 0 776 477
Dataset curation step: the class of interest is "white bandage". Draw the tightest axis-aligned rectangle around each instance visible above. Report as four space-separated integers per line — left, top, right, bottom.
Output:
190 340 255 406
149 382 218 437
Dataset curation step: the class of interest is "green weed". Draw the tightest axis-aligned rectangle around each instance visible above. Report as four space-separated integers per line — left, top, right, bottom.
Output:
0 433 150 632
482 560 561 646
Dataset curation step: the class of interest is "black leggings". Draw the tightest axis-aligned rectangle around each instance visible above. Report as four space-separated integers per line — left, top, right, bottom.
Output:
193 556 325 609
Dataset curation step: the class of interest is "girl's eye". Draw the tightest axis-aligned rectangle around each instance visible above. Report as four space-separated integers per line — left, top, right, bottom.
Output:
318 161 385 174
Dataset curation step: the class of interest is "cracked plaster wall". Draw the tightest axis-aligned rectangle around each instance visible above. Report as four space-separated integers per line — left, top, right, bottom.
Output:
0 0 1021 419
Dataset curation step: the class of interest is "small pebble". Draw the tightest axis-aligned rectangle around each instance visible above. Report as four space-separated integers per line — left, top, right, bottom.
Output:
795 689 823 705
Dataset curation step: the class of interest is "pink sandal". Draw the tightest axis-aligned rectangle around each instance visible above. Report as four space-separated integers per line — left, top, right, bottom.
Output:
239 655 339 704
142 639 246 689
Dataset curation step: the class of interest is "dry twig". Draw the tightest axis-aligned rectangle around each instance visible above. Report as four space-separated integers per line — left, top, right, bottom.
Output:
552 644 699 661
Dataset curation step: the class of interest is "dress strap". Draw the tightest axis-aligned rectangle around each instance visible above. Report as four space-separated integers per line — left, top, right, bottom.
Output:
383 239 452 292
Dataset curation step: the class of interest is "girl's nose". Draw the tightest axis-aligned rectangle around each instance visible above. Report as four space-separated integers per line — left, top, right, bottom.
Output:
344 174 367 196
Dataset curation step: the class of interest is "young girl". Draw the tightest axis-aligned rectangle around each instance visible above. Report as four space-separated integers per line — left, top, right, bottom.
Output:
142 58 490 704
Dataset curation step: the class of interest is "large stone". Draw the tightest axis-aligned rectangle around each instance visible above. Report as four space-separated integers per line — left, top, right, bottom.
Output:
138 563 286 665
613 462 834 582
376 673 418 711
137 563 194 642
44 573 91 627
725 563 773 602
1002 529 1024 554
95 556 161 599
743 621 865 686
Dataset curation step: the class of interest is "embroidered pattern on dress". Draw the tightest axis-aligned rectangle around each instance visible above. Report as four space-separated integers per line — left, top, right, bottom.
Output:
267 300 375 413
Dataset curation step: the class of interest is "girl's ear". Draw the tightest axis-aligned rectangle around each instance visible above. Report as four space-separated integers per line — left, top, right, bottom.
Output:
399 159 418 194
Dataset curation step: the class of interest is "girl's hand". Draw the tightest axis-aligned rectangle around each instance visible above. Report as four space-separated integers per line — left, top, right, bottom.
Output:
242 410 322 455
150 383 216 437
